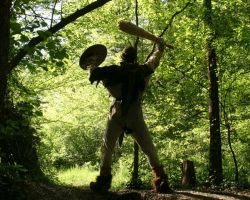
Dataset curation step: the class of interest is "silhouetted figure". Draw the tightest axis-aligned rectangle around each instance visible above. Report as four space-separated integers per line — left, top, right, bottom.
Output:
85 39 172 193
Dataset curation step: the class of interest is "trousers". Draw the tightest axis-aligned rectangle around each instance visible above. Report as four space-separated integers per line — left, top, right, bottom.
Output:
101 99 160 168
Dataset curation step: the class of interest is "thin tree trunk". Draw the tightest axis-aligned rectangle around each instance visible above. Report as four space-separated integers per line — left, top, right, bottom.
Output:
129 0 141 189
222 104 239 184
203 0 223 185
132 141 139 185
226 121 238 184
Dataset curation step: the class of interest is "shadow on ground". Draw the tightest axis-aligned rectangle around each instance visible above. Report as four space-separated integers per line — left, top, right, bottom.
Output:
4 182 250 200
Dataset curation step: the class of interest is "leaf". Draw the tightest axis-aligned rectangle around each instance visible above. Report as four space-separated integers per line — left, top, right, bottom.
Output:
22 0 30 4
41 21 48 27
37 31 52 39
56 61 64 67
35 111 43 116
11 21 22 34
20 34 29 42
55 49 68 60
23 45 35 54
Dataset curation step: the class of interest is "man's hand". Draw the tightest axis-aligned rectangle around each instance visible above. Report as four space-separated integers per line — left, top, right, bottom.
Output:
156 38 166 51
156 37 174 50
89 67 103 84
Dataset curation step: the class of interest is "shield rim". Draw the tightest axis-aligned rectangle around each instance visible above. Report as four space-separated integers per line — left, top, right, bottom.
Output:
79 44 107 70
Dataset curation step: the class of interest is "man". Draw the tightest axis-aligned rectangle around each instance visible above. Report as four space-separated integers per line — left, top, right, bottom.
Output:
87 38 172 193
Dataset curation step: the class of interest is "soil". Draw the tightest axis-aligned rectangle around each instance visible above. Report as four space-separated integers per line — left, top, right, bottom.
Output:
15 182 250 200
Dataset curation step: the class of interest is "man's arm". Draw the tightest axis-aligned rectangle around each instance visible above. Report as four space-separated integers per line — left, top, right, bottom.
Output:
89 65 120 86
145 38 165 72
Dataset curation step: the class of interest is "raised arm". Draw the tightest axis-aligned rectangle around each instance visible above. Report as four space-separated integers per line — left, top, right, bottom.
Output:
145 38 165 72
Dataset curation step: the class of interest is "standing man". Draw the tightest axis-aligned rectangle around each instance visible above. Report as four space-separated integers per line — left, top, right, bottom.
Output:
80 37 172 193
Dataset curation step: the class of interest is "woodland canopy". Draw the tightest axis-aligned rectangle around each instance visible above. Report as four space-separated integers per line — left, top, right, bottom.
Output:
0 0 249 198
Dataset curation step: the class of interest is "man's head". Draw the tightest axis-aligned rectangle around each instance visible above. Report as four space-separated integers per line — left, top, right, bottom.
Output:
121 46 137 63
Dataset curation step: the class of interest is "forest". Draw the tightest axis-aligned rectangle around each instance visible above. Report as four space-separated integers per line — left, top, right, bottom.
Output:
0 0 250 199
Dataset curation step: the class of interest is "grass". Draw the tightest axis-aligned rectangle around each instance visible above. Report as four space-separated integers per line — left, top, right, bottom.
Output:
57 165 98 187
57 164 131 189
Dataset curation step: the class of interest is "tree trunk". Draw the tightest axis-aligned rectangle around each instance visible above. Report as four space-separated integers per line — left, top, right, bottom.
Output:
203 0 223 185
207 47 223 185
0 0 11 120
130 141 140 188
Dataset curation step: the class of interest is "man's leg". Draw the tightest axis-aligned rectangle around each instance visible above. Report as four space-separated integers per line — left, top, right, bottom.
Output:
101 117 123 167
132 119 172 193
90 117 123 192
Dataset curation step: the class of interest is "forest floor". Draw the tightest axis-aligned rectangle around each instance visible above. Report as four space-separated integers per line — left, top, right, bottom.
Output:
18 182 250 200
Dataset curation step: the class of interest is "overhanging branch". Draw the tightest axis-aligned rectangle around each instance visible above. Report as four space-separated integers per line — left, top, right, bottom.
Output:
9 0 111 72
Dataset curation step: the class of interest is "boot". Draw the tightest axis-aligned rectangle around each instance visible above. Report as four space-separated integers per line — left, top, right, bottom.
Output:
90 167 112 192
152 165 173 193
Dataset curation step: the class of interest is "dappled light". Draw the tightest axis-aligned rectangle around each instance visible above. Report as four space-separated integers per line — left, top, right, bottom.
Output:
0 0 250 199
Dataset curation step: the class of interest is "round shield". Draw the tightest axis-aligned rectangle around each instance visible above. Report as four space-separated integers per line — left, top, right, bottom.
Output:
79 44 107 70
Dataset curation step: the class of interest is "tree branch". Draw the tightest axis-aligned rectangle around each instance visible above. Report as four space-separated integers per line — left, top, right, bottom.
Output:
50 0 59 28
160 1 192 37
134 0 139 51
146 1 192 61
9 0 111 72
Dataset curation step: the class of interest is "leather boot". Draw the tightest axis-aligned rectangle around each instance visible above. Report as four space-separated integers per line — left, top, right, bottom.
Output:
152 165 173 193
90 167 112 192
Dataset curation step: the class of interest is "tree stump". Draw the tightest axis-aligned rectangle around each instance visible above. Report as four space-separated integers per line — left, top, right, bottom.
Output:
181 160 196 188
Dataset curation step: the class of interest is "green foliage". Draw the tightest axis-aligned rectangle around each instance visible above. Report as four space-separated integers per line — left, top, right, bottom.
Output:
5 0 250 189
57 165 99 187
10 0 69 74
0 101 45 200
57 164 131 189
24 65 109 170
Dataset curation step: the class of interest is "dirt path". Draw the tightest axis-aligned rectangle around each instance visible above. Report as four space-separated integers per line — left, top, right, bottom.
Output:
20 182 250 200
